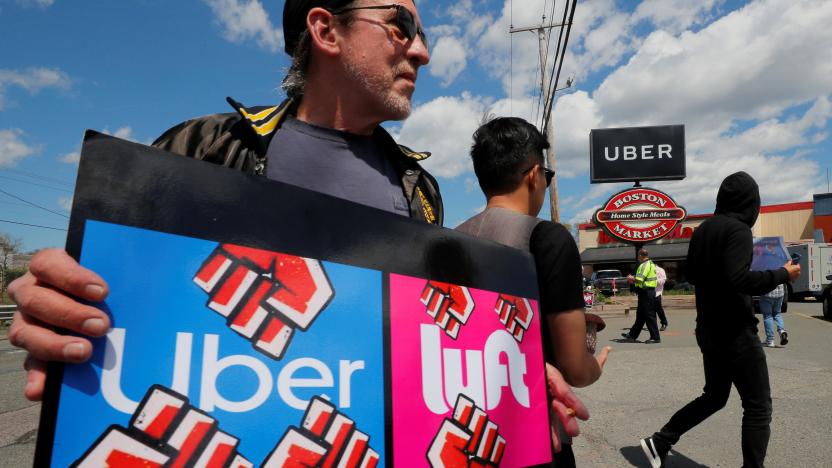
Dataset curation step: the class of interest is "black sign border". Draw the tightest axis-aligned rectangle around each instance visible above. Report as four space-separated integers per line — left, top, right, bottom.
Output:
35 131 548 467
589 124 686 184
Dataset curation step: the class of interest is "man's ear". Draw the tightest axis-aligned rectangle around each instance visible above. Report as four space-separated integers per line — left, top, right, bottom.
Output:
307 7 342 57
526 165 541 191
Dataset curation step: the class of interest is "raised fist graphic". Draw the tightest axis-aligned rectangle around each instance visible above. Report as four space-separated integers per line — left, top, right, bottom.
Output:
427 394 505 468
494 294 534 343
263 396 379 468
420 281 475 339
73 384 252 468
194 243 334 359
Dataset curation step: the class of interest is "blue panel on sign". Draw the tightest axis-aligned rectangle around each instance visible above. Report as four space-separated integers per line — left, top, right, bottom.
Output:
51 220 385 467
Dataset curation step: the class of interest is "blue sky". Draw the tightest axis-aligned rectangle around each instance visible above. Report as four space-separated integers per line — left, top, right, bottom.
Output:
1 0 830 251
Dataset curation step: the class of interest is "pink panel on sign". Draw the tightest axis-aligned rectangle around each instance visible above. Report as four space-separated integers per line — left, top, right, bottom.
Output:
389 274 550 467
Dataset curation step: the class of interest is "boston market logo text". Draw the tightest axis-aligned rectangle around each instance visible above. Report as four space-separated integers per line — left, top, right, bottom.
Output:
593 188 686 243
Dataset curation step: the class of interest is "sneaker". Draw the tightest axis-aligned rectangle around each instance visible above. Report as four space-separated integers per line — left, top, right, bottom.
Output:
660 324 668 331
640 437 667 468
780 330 789 346
645 338 661 344
763 341 776 348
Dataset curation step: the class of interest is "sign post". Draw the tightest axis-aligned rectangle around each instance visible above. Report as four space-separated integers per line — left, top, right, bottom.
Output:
588 125 688 261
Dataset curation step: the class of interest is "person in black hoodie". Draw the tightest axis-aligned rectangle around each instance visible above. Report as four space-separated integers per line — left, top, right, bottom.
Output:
639 172 800 468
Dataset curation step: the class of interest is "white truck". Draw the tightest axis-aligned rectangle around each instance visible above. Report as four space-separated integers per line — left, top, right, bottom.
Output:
786 242 832 318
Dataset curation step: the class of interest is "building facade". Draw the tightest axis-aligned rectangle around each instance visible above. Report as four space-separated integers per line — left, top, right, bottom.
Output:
579 199 824 285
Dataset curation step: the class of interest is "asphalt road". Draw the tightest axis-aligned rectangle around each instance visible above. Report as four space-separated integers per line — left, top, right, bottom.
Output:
573 301 832 467
0 302 829 467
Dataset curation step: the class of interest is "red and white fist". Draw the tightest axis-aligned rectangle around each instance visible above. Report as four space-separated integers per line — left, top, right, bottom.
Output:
194 243 334 359
494 294 534 343
427 394 505 468
74 385 252 468
263 396 379 468
421 281 475 339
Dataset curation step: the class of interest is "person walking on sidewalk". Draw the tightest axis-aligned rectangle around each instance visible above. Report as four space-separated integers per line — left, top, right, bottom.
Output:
639 171 801 468
655 264 669 331
622 249 661 343
759 284 788 347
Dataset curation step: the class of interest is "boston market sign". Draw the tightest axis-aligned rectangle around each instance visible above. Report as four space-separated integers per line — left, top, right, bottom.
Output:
593 187 686 244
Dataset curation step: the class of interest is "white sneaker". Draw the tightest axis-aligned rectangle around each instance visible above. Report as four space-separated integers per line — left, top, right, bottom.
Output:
763 341 776 348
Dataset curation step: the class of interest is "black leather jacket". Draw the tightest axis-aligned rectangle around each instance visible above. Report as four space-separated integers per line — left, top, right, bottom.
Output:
152 97 443 226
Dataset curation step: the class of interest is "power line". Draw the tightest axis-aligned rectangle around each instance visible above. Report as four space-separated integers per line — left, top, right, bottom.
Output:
0 188 69 219
538 0 557 128
0 218 67 231
0 168 74 187
0 174 74 193
542 0 577 133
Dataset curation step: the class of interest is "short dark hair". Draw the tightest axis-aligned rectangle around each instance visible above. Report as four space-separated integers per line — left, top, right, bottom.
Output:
281 1 359 99
470 117 550 195
638 248 649 258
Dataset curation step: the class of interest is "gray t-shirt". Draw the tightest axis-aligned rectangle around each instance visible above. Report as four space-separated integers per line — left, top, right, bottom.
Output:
266 116 409 216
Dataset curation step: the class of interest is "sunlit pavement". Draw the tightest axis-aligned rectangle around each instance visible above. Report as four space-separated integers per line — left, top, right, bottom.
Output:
574 302 832 467
1 303 830 467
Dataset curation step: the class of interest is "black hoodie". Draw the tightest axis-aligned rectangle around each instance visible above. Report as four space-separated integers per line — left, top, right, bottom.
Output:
687 171 790 341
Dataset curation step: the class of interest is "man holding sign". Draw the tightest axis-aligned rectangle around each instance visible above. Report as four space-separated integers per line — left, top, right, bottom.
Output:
9 0 439 401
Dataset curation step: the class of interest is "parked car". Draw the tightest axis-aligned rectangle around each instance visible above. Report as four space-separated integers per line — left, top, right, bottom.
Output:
590 269 627 295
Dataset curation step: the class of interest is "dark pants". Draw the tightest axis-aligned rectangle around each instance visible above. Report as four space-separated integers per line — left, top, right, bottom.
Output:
552 444 576 468
655 295 668 326
653 328 772 468
628 287 660 340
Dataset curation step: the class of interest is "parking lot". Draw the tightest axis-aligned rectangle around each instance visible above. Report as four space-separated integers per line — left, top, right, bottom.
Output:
574 301 832 467
0 302 830 467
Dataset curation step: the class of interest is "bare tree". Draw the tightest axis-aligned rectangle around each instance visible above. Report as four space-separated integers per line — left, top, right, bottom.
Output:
0 233 23 295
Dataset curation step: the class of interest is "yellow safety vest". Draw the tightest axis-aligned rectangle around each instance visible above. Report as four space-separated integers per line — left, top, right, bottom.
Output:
635 260 657 289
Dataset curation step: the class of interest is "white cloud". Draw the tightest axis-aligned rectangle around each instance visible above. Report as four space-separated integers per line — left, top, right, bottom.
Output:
204 0 282 53
396 0 830 225
428 36 467 87
557 0 832 221
394 93 489 178
16 0 55 8
0 129 40 167
0 67 70 110
632 0 725 35
59 150 80 164
551 91 602 178
60 126 138 165
58 196 73 211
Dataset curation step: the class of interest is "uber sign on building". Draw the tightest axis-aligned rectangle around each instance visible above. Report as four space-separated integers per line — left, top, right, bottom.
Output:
590 125 685 183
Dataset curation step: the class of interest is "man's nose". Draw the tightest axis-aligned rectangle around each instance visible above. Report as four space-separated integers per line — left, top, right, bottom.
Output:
407 34 430 66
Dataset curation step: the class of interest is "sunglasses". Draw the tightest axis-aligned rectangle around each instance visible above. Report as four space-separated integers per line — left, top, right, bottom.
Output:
329 4 428 51
522 165 555 187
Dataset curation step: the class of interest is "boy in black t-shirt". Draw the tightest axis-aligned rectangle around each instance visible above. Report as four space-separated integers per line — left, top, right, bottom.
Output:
456 117 611 464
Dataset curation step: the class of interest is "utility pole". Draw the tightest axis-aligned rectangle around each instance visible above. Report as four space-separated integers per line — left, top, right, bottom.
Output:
510 18 569 222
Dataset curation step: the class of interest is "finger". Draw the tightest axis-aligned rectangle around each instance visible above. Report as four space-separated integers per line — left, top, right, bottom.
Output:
549 418 562 454
9 282 110 337
596 346 612 369
552 399 581 437
9 311 94 364
546 364 589 420
25 249 108 302
23 355 48 401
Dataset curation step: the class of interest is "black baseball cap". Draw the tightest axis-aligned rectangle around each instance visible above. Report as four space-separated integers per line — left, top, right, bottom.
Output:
283 0 355 55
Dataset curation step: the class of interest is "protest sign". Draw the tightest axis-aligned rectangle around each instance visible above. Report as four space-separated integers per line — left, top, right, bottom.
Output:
36 132 552 467
751 237 789 272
